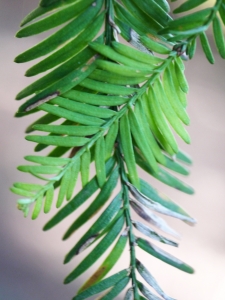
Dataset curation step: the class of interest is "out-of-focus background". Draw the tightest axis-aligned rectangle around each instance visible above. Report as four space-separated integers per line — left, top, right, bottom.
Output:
0 1 225 299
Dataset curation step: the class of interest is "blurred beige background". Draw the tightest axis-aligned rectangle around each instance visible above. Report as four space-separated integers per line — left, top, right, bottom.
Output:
0 1 225 299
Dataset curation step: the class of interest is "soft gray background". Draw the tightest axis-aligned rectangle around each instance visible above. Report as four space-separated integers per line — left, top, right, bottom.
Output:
0 1 225 299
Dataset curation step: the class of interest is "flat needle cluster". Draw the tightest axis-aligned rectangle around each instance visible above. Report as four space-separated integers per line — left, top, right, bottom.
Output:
11 0 225 299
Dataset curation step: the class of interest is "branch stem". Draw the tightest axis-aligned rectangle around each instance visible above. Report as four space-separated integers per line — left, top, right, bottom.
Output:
116 145 140 300
105 0 113 45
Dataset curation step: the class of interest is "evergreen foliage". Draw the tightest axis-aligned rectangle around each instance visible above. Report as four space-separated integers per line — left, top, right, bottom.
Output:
11 0 225 298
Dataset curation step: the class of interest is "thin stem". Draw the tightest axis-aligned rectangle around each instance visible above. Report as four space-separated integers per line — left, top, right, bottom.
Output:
203 0 223 27
116 145 140 300
105 0 113 45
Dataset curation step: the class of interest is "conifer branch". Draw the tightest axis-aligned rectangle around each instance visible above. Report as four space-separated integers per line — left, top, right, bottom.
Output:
11 0 225 298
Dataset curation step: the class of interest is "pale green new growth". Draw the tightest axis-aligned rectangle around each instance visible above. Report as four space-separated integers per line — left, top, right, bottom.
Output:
12 0 225 299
